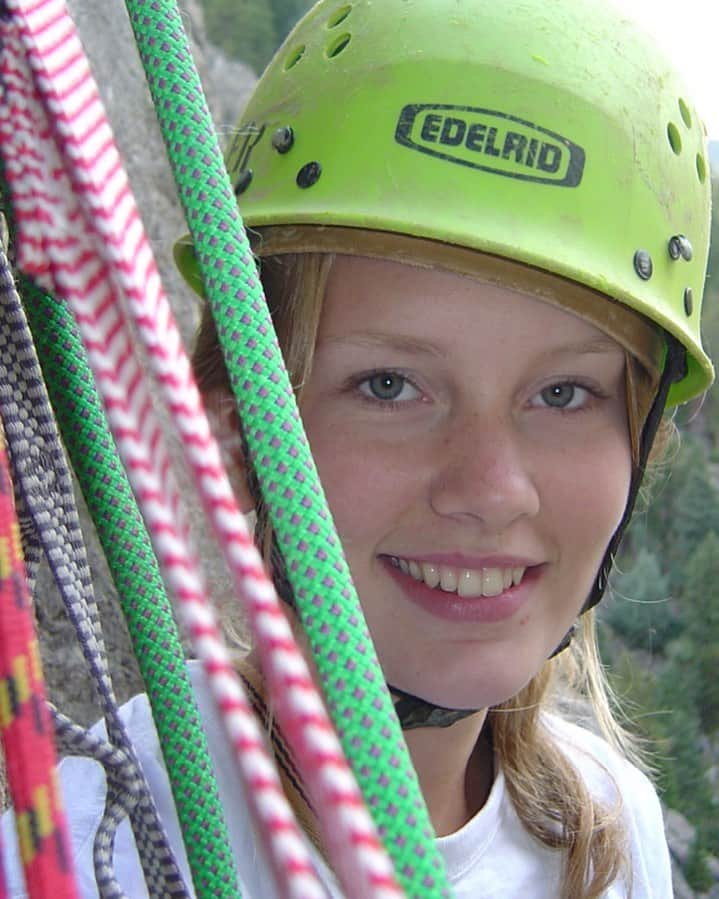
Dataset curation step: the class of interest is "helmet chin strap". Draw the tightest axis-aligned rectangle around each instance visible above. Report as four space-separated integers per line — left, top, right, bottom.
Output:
388 616 581 730
387 339 685 732
257 339 685 732
388 684 480 730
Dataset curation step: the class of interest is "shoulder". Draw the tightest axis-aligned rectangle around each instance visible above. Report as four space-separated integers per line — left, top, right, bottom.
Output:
1 692 159 898
543 713 673 898
543 712 652 801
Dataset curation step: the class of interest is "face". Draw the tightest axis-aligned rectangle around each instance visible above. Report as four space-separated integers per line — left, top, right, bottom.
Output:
298 256 632 710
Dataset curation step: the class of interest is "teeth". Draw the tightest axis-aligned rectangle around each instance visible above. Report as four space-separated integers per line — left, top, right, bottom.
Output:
481 568 504 597
420 563 440 588
457 569 483 598
392 557 527 598
439 567 458 592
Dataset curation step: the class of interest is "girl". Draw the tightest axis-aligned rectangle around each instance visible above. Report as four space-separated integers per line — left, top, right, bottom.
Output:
3 0 714 896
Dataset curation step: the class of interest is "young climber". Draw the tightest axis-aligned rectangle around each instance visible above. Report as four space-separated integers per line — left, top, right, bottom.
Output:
3 0 714 896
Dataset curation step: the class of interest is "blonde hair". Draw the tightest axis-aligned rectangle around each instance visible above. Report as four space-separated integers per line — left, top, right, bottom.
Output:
192 251 666 899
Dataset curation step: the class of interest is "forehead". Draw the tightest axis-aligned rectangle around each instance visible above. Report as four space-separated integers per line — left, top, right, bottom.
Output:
319 255 617 350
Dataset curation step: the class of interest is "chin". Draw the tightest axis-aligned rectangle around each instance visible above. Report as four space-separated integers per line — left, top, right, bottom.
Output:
395 667 539 713
381 626 564 712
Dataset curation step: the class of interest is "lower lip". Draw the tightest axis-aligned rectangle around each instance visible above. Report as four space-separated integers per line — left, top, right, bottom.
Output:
381 559 541 624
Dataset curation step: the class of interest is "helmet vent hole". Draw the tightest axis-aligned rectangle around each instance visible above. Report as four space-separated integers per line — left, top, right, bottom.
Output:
678 97 692 128
284 44 306 70
326 33 352 58
667 122 682 155
327 5 352 28
696 153 707 184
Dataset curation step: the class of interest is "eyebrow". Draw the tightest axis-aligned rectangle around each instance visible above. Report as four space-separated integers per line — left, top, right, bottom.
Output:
321 332 622 359
537 337 624 359
320 331 447 357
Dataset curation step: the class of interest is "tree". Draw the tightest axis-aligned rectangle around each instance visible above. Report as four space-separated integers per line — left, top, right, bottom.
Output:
646 437 719 590
684 836 714 894
652 647 719 847
200 0 315 73
202 0 278 73
679 531 719 733
270 0 314 41
606 548 677 653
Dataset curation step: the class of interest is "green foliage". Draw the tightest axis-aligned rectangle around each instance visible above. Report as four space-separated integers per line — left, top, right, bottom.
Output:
271 0 313 38
202 0 277 73
201 0 314 73
654 637 702 716
643 434 719 589
696 174 719 450
685 836 715 893
652 649 707 809
606 548 677 652
680 531 719 733
604 431 719 843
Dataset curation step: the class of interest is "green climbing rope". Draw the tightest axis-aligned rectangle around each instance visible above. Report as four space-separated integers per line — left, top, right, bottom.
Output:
19 272 241 899
122 1 451 895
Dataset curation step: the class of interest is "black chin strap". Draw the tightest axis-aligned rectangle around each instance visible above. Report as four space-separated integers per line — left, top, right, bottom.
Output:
389 684 479 729
260 338 686 730
581 335 686 615
388 337 687 729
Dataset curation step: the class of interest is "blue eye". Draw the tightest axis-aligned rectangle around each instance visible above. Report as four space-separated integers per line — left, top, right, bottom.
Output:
358 372 421 403
542 384 575 407
538 383 588 409
366 373 407 400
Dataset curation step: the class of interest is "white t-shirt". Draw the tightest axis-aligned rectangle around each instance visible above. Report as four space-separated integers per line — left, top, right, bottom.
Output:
1 662 673 898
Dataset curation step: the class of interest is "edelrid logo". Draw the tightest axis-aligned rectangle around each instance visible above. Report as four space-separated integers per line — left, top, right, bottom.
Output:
395 105 585 187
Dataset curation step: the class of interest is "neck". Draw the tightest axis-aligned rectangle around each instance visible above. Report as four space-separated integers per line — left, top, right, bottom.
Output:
403 710 493 836
245 644 494 838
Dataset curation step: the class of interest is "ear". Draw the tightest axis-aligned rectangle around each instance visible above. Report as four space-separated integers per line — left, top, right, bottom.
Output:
204 390 255 514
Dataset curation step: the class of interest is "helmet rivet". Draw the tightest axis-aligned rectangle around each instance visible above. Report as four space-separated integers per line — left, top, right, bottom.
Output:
633 250 653 281
234 169 253 196
297 161 322 188
668 234 693 261
684 287 694 316
272 126 295 154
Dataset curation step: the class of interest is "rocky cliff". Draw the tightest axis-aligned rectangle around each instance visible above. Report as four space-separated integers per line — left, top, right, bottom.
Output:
3 2 716 896
30 0 255 726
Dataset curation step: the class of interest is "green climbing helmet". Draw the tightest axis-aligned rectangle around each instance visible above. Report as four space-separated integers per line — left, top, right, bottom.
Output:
176 0 714 406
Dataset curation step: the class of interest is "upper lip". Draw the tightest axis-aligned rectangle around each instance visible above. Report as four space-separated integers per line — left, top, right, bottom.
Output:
382 552 543 569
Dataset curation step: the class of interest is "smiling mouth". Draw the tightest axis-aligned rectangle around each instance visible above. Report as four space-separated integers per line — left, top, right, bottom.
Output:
388 556 526 598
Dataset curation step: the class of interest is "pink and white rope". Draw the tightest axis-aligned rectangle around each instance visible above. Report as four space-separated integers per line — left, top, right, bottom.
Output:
0 1 403 897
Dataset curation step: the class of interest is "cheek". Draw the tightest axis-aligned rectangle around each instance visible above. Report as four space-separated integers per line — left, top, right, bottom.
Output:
546 434 632 558
305 427 406 546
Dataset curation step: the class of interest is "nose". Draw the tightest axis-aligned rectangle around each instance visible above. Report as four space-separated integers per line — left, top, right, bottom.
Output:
428 412 540 530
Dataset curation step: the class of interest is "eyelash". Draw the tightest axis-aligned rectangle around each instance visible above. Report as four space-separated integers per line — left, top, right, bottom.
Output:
346 371 609 413
531 379 608 413
349 369 424 409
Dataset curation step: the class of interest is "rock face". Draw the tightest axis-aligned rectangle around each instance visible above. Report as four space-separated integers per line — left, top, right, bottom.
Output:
29 0 255 726
4 3 717 898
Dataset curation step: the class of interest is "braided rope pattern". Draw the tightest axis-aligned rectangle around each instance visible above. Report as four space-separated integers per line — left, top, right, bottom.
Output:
123 1 450 894
0 420 78 899
24 0 403 890
51 708 153 899
0 2 397 896
16 251 242 899
0 257 189 899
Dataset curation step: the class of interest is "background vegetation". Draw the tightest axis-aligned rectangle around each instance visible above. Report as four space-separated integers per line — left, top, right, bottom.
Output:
600 170 719 888
199 0 719 885
201 0 313 73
